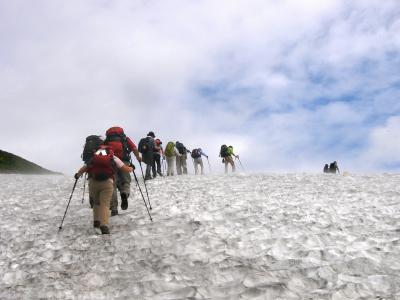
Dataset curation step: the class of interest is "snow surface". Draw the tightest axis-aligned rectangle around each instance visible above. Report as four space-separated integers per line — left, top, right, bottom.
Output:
1 173 400 299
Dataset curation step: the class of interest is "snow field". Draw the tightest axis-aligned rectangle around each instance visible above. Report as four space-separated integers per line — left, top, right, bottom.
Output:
0 173 400 299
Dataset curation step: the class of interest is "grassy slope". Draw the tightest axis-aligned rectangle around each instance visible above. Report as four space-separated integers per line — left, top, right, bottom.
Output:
0 150 60 174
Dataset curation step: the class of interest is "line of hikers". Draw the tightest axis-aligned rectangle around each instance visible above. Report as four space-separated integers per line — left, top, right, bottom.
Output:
323 161 340 174
73 126 242 234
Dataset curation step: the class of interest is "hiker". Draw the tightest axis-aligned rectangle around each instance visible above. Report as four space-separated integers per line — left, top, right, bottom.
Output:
154 138 164 176
220 144 238 173
175 141 190 175
139 131 156 180
164 141 181 176
81 135 104 208
75 145 134 234
323 164 329 173
329 161 340 174
104 126 141 216
191 148 208 175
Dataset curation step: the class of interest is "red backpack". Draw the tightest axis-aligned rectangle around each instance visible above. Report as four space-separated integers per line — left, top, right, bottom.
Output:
87 146 116 181
104 126 130 161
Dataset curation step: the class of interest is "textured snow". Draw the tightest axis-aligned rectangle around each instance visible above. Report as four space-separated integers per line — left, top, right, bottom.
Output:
1 173 400 299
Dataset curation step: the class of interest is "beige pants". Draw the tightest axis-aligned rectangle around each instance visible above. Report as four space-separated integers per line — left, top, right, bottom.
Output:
89 178 114 226
166 156 176 176
193 157 204 175
176 154 188 175
224 156 235 173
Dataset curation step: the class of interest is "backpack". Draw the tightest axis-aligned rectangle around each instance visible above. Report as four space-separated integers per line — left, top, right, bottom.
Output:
104 127 130 161
138 136 154 153
82 135 103 164
87 147 116 181
165 142 175 157
220 145 229 157
175 142 186 155
191 148 201 159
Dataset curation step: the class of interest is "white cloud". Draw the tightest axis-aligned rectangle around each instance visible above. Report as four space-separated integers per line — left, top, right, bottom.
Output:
0 0 399 173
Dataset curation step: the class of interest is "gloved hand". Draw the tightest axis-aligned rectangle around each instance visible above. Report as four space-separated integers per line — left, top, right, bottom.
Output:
129 162 136 170
74 173 80 180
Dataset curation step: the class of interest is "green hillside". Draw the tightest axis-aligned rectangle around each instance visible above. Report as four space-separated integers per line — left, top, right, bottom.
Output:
0 150 60 174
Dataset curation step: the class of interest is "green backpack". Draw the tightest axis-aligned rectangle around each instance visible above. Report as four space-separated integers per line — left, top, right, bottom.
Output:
165 142 175 157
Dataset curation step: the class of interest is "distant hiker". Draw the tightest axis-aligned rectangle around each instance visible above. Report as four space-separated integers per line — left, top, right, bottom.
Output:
75 146 133 234
104 126 141 216
329 161 340 174
139 131 156 180
154 138 164 176
81 135 104 208
191 148 208 175
164 141 181 176
323 164 329 173
175 141 190 175
220 144 238 173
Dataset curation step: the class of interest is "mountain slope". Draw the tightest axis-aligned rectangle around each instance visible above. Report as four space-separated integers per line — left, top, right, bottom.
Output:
0 149 60 174
0 173 399 298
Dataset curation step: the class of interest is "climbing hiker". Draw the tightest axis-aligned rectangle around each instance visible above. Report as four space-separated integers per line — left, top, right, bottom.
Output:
220 144 238 173
191 148 208 175
323 164 329 173
154 138 164 176
75 145 133 234
139 131 156 180
104 126 141 216
164 141 181 176
175 141 190 175
329 161 340 174
81 135 104 208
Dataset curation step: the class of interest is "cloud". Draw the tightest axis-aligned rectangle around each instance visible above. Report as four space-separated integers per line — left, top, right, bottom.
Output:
359 116 400 170
0 0 399 173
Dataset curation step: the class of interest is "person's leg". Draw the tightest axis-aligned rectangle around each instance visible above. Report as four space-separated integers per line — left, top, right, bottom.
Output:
176 156 182 175
155 154 162 176
199 158 204 175
145 162 152 179
166 157 171 176
118 165 131 197
89 179 101 228
98 180 114 234
194 158 199 175
150 155 157 177
224 158 229 173
110 179 118 215
182 155 188 174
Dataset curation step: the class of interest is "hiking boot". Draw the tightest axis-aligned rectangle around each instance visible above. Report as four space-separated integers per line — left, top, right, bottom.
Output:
100 225 110 234
111 210 118 216
144 175 152 181
121 193 128 210
93 221 100 228
157 172 163 177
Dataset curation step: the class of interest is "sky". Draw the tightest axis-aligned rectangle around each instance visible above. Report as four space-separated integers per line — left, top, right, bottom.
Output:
1 0 399 174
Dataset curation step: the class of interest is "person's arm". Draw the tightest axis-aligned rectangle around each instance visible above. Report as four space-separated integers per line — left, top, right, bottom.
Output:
114 156 133 173
74 165 88 179
174 147 182 157
201 150 208 158
127 137 142 162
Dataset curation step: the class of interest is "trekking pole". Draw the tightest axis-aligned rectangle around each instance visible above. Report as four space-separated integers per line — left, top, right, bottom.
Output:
132 169 153 222
81 173 87 204
139 162 152 210
206 157 212 173
236 157 245 172
59 178 79 231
